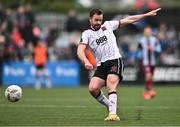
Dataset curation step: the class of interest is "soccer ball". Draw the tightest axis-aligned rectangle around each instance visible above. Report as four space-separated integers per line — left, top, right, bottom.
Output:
5 85 22 102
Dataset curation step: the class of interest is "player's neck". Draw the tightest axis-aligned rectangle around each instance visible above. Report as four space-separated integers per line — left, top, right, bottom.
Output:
90 26 99 31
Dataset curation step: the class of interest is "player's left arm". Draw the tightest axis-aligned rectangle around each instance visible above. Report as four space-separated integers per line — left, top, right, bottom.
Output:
120 8 161 26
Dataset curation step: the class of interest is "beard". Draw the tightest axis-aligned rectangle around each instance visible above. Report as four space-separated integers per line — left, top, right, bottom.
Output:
92 24 101 31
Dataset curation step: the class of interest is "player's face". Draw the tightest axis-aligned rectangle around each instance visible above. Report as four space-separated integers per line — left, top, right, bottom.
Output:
89 14 103 31
144 27 152 37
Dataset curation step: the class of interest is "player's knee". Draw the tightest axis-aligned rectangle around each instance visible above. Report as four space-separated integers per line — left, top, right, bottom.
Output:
88 85 100 94
107 75 119 85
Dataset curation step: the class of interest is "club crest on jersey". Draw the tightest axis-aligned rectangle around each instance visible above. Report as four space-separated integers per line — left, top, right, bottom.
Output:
96 35 107 45
111 65 118 73
101 26 107 31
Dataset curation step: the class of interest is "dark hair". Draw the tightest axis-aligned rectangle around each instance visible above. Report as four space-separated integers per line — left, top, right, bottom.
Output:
89 8 103 18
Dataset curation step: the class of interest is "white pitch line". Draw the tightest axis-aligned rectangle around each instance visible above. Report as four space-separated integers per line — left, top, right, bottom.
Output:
2 126 180 127
0 104 87 108
0 98 92 102
0 104 179 109
22 98 92 101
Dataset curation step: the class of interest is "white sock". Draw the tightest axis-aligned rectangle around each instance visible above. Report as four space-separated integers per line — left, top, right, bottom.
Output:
108 92 117 114
46 79 52 88
35 79 41 90
95 90 109 108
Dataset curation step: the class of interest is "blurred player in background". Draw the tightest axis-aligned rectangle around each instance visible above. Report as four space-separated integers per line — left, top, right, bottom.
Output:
34 40 51 90
138 26 161 100
77 8 161 121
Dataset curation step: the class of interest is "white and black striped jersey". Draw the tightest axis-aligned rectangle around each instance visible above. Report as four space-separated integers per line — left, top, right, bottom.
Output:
80 21 122 66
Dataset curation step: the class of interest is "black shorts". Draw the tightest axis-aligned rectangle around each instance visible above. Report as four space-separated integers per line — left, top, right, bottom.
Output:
93 58 124 81
36 64 45 70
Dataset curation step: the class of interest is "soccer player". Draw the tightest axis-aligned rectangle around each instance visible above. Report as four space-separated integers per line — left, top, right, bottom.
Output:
138 26 161 100
77 8 161 121
34 40 52 90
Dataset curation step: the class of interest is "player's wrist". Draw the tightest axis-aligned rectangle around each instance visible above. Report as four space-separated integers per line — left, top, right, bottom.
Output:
84 58 90 64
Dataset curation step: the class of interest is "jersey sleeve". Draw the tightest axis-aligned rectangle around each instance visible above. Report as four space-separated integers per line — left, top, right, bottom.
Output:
80 31 89 45
105 21 121 31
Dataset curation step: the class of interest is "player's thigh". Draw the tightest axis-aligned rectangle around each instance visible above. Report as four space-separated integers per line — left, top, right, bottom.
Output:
89 77 105 92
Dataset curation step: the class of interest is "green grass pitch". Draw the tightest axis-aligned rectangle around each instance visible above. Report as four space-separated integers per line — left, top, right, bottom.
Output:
0 85 180 126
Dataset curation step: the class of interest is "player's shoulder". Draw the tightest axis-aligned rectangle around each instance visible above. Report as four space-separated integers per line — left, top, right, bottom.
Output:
103 20 120 30
102 21 112 29
81 29 92 38
104 21 109 24
103 21 111 26
140 36 146 42
104 20 120 24
82 29 94 35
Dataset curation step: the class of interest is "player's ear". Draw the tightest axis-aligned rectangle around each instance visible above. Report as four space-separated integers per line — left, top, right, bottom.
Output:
89 17 92 23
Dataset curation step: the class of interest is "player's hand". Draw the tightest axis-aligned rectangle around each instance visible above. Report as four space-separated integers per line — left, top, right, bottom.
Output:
146 8 161 16
85 62 94 70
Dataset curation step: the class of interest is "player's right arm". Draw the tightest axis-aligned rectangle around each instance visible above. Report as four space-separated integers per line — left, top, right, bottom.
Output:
77 44 93 70
77 31 93 70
